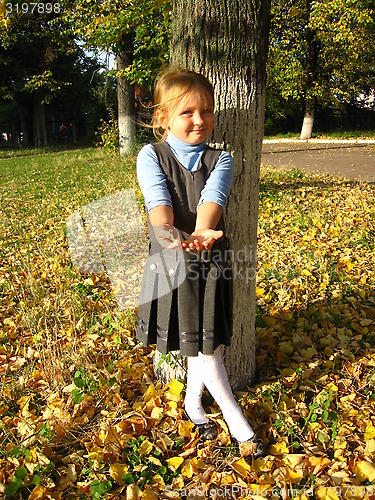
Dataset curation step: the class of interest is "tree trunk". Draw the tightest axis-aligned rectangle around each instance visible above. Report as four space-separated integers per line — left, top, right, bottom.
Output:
300 96 315 140
154 0 270 390
18 104 30 146
33 92 48 147
117 35 135 156
300 0 316 140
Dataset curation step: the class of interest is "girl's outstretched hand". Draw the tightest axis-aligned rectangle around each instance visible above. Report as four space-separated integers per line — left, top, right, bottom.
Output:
181 229 224 252
153 225 182 249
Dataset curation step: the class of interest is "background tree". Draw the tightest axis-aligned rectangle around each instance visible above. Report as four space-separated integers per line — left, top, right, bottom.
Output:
267 0 375 138
155 0 270 390
67 0 171 154
0 2 104 147
0 4 73 146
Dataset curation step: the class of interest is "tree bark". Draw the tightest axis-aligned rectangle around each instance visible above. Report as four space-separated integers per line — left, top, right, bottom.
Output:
300 0 316 140
18 103 31 147
300 96 315 140
32 92 48 147
117 34 136 156
154 0 270 390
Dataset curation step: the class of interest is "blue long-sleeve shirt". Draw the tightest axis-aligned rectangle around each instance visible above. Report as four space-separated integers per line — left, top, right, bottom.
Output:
136 134 234 213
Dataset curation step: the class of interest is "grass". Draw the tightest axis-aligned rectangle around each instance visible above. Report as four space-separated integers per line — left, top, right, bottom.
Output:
264 130 375 140
0 147 142 399
1 147 375 498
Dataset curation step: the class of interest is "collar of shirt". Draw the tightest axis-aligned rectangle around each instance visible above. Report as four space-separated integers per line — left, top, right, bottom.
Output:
166 133 206 171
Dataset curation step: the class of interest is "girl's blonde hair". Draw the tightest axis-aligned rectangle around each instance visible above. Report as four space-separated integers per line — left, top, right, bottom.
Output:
151 68 214 141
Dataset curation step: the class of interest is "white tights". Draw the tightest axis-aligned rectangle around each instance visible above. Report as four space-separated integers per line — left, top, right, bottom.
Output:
184 346 255 443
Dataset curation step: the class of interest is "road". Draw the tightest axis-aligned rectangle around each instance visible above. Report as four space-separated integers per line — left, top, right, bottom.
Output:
261 140 375 182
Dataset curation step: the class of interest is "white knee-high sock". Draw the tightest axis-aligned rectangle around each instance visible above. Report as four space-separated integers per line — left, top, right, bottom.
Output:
199 347 255 442
184 355 209 425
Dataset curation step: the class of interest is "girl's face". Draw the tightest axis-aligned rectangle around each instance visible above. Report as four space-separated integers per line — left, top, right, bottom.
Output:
161 88 214 144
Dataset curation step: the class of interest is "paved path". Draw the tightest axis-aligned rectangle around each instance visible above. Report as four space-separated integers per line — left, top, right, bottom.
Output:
261 140 375 182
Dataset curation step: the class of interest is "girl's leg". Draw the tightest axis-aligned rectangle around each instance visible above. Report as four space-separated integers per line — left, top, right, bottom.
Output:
184 355 209 425
198 346 255 443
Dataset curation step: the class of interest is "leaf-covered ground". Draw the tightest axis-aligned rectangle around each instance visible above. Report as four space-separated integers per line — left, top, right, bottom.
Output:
0 148 374 499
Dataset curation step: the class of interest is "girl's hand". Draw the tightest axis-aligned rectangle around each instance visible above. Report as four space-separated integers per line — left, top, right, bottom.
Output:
153 225 182 249
181 229 224 252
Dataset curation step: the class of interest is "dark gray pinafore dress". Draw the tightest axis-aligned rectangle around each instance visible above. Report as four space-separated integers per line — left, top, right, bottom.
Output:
136 141 233 357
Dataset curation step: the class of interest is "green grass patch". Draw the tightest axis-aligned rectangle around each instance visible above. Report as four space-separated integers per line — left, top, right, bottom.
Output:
264 130 375 140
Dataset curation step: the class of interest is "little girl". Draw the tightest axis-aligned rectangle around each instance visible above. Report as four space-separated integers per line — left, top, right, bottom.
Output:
136 68 264 459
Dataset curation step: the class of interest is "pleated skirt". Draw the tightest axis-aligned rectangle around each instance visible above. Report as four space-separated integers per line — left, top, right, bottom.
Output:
136 244 233 357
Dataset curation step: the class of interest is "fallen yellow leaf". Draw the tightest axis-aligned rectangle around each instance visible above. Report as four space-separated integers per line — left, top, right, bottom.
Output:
279 341 294 355
126 483 141 499
28 485 47 500
166 456 184 471
142 488 159 500
316 487 341 500
149 473 165 490
150 406 164 421
284 454 306 467
191 457 205 469
219 472 237 485
325 382 338 392
232 457 252 477
178 420 195 438
355 460 375 482
167 378 184 397
144 383 155 402
181 459 194 478
365 439 375 455
364 424 375 441
109 463 129 484
138 439 153 456
268 440 289 455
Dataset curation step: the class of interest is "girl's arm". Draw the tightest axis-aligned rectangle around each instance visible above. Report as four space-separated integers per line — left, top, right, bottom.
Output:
149 205 180 248
182 151 233 251
195 201 222 231
136 145 173 213
149 205 174 227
